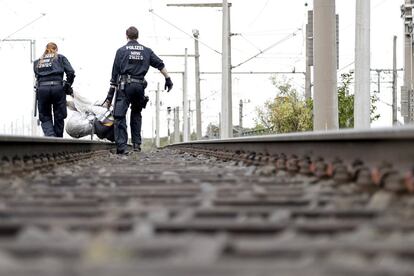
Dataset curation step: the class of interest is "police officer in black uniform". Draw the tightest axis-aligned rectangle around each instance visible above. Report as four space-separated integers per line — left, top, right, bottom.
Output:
34 42 75 137
104 26 173 154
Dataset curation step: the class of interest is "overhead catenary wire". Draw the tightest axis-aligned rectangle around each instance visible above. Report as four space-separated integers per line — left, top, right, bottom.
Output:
247 0 271 27
338 60 355 73
241 28 306 36
240 107 259 120
201 90 219 101
379 99 393 107
232 29 301 69
237 33 262 52
147 0 159 44
0 13 46 42
148 9 222 55
0 0 18 15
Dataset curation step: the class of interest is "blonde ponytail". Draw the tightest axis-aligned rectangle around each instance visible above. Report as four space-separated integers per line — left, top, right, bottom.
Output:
38 42 58 68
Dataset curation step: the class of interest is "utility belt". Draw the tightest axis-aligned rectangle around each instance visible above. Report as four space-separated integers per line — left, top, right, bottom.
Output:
118 75 146 90
38 80 63 86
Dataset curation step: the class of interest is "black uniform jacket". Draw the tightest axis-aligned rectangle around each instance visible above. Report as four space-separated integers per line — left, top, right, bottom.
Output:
34 54 75 84
110 40 165 85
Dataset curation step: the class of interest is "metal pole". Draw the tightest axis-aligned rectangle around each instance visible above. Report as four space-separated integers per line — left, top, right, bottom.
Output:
412 38 414 123
376 70 381 95
173 108 175 138
167 118 171 141
183 49 189 142
30 40 36 63
393 35 398 125
305 61 312 100
188 100 192 139
239 99 243 133
305 12 313 100
155 83 160 148
31 40 38 136
193 29 202 140
402 1 413 123
354 0 371 129
220 0 233 138
218 112 221 135
228 6 233 135
151 116 154 146
174 107 180 143
313 0 338 131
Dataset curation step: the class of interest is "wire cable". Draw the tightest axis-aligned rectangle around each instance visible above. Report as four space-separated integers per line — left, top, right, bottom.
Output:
338 60 355 73
0 0 18 15
233 29 301 69
148 0 159 44
149 9 222 55
379 99 392 107
238 33 262 52
247 0 271 27
0 13 46 42
201 90 219 101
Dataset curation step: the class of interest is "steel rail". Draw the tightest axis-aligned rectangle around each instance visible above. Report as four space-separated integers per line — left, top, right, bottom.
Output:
0 135 114 160
170 127 414 168
169 127 414 192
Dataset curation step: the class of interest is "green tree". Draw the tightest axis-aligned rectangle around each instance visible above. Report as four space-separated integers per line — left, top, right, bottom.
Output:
337 72 380 128
190 131 198 141
206 123 220 138
338 72 355 128
255 76 313 133
255 72 380 133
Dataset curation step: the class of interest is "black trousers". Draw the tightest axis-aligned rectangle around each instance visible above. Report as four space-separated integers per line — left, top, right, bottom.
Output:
37 84 67 137
113 83 145 152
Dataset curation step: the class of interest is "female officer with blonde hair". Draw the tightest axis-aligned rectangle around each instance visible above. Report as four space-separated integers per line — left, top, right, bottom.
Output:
34 42 75 137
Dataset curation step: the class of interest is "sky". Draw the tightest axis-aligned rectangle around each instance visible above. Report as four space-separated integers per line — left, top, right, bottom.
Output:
0 0 403 138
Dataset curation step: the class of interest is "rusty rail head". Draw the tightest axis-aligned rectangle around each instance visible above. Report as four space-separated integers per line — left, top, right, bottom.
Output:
0 135 114 160
0 135 114 176
169 127 414 193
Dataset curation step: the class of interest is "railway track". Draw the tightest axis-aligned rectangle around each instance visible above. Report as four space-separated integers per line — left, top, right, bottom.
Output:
0 129 413 276
0 136 114 175
171 127 414 193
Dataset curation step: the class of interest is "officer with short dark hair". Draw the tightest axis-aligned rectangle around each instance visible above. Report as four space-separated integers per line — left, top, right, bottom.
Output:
105 26 173 154
34 42 75 137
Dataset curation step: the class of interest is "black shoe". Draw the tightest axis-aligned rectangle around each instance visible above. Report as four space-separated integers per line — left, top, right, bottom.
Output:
133 143 141 152
116 149 131 155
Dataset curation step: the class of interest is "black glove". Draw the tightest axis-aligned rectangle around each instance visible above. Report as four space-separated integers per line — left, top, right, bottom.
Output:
102 99 111 109
66 86 74 96
164 77 173 92
63 81 73 96
107 86 116 102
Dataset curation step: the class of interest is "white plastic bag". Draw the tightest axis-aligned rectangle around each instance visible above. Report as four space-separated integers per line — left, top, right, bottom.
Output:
66 112 94 138
65 90 108 139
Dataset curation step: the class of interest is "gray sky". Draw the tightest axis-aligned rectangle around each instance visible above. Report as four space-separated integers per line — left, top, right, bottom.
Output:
0 0 402 138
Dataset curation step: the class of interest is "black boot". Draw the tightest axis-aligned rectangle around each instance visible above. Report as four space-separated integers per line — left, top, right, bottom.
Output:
133 143 141 152
116 149 131 155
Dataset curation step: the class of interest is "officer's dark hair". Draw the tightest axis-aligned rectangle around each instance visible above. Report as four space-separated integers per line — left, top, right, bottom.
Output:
126 26 139 40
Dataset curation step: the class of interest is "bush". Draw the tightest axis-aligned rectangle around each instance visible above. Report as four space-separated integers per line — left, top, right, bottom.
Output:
255 72 380 133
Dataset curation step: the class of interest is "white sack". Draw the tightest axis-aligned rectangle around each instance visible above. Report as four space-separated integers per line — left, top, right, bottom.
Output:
65 90 108 138
66 112 93 138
